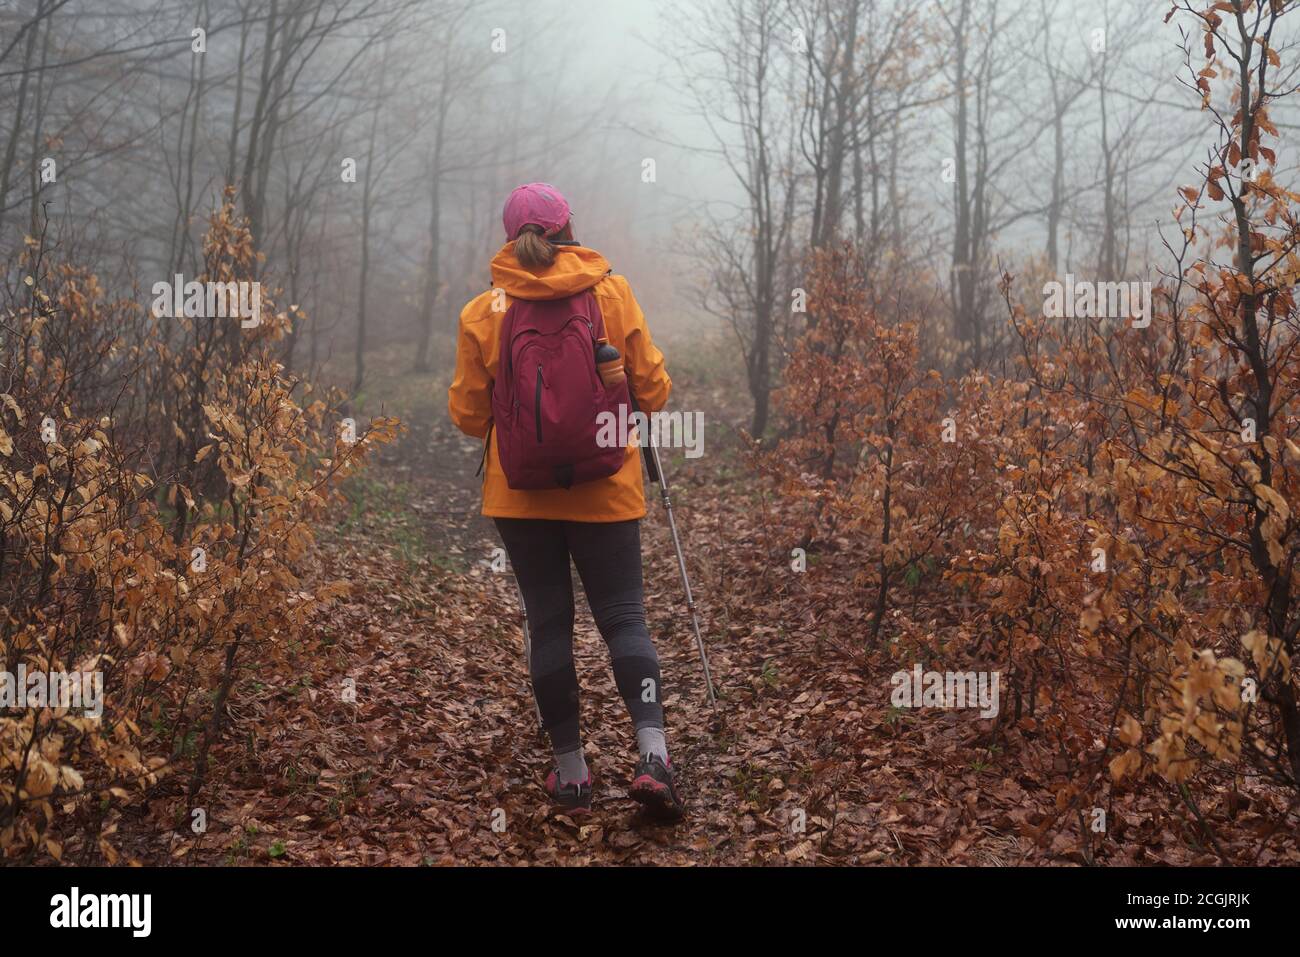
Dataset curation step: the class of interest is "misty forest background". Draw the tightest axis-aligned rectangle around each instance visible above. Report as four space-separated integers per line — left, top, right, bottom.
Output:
4 0 1300 866
2 0 1211 397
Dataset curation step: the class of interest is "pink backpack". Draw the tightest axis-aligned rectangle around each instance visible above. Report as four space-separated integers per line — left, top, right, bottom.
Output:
490 288 630 489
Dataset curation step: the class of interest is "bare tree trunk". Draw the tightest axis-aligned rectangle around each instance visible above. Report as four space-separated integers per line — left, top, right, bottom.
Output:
950 0 975 344
413 87 450 373
352 69 384 396
225 8 251 189
0 0 43 239
239 0 279 242
25 4 52 236
353 154 375 395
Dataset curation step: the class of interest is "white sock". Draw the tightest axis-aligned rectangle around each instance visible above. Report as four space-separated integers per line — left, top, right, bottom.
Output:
555 747 589 786
636 727 669 763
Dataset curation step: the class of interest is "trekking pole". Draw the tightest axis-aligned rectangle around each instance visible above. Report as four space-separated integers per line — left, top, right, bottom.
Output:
642 433 718 708
512 575 544 728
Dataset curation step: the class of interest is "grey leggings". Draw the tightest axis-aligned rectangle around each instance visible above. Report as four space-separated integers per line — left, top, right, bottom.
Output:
494 517 665 753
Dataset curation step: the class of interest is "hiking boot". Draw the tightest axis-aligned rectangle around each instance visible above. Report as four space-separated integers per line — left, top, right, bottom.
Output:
629 754 685 821
544 769 593 816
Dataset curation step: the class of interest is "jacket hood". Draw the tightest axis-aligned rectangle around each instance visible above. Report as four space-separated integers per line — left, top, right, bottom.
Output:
489 242 611 301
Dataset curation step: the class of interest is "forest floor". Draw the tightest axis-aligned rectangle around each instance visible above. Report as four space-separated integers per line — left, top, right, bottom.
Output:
116 338 1300 866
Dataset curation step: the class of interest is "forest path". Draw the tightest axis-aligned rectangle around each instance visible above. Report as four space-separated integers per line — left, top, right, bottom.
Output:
130 346 1055 866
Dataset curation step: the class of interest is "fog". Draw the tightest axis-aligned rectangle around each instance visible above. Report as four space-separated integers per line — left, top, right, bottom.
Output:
2 0 1295 387
7 0 1300 875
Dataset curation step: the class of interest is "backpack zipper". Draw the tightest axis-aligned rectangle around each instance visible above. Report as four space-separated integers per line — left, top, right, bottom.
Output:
534 364 544 442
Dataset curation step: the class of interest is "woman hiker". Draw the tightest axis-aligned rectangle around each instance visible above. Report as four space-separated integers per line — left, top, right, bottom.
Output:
448 182 684 820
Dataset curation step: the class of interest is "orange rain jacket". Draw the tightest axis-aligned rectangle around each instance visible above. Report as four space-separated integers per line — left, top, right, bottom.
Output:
448 242 671 522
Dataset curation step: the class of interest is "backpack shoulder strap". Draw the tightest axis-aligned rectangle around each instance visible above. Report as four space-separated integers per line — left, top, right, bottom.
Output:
481 292 516 477
495 296 519 377
576 287 608 340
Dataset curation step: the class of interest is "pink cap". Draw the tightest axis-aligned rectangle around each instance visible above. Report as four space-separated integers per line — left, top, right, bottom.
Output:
503 182 571 240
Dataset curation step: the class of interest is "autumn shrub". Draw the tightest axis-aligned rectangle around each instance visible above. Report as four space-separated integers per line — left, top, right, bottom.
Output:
766 0 1300 856
0 197 398 863
1030 0 1300 807
769 242 999 642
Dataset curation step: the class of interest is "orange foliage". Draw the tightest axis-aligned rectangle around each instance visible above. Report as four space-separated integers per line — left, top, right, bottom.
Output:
768 0 1300 853
0 194 399 863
